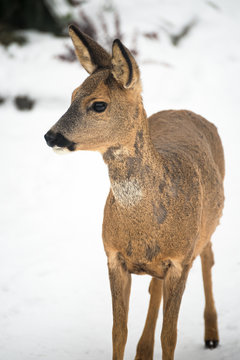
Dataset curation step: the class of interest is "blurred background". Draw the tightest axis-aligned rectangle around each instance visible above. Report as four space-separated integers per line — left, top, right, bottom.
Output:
0 0 240 359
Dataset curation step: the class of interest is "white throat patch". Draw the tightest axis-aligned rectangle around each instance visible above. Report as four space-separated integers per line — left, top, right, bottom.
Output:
111 179 143 207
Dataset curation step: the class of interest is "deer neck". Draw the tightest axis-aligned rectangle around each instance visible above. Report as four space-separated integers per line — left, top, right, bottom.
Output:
103 108 161 207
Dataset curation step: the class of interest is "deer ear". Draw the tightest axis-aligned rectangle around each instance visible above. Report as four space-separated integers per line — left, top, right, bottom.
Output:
111 39 140 89
69 24 111 74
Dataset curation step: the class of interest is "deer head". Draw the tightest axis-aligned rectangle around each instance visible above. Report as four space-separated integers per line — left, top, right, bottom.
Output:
44 25 142 154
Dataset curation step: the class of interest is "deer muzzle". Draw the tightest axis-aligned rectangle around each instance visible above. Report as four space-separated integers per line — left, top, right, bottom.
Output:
44 130 76 151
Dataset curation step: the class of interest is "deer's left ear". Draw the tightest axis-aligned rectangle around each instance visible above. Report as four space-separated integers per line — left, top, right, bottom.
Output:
69 24 111 74
111 39 140 89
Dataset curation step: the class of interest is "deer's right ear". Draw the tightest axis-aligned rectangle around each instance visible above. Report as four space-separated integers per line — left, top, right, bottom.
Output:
111 39 140 89
69 25 111 74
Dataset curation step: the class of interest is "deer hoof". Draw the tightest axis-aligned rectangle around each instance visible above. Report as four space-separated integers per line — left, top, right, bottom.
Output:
205 340 219 349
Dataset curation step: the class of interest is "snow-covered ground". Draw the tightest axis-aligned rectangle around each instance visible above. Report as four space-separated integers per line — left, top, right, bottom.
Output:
0 0 240 359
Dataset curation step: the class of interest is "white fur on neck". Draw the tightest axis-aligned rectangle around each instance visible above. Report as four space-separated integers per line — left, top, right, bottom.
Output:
53 146 71 155
111 179 143 207
113 147 130 158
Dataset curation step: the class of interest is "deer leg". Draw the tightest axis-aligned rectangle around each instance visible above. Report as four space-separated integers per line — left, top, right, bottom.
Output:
135 278 163 360
161 264 191 360
108 253 132 360
200 242 219 349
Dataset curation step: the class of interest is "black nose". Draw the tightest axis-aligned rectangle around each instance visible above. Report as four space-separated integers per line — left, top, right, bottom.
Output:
44 130 76 151
44 130 56 147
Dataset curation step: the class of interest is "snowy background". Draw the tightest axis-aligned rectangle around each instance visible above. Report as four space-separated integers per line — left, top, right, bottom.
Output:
0 0 240 359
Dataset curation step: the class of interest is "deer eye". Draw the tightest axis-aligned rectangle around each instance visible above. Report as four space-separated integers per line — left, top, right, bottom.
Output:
92 102 107 113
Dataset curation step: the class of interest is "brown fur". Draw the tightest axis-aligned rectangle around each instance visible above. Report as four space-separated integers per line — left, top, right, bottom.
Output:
45 25 224 360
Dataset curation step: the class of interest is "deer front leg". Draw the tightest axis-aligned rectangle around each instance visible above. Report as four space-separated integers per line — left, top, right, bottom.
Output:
161 264 191 360
135 278 163 360
108 253 132 360
200 242 219 349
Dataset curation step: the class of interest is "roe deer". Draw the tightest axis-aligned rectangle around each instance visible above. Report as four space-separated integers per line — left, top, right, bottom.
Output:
44 25 224 360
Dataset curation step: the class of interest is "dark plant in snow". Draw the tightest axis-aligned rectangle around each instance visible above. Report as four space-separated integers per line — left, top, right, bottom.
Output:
14 95 35 110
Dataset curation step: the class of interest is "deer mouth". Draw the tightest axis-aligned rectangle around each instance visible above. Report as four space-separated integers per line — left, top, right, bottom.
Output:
52 146 72 155
44 131 76 152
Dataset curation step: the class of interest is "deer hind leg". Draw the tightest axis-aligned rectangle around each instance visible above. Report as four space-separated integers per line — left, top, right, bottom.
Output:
161 263 191 360
135 278 163 360
108 253 132 360
200 242 219 349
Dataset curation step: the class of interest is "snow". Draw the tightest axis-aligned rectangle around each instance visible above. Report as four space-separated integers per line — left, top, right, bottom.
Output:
0 0 240 359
